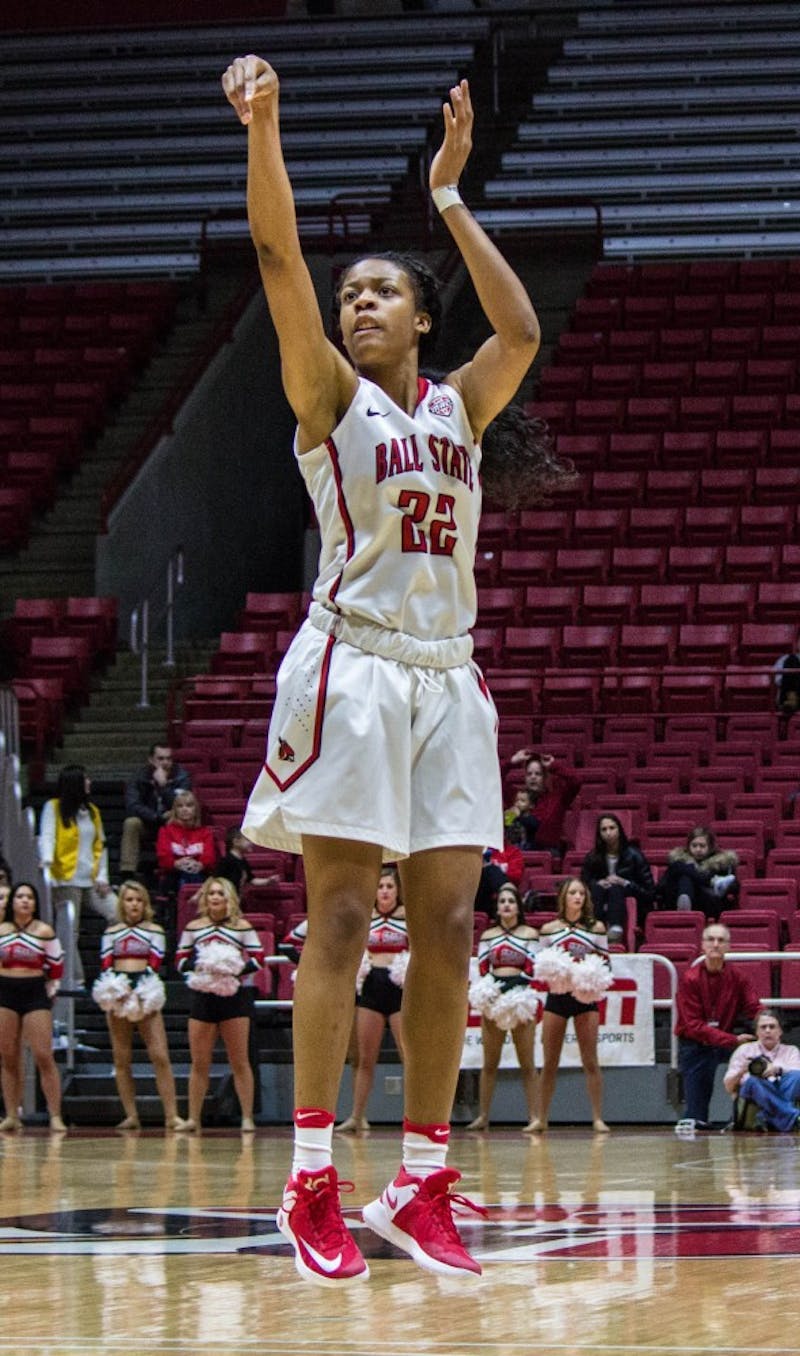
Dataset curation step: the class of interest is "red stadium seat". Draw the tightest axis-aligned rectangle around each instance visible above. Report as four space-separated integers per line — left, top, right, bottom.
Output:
611 547 666 584
660 431 714 469
683 506 739 547
724 545 779 583
627 508 683 548
644 469 698 507
636 584 694 626
715 429 768 467
618 625 676 667
667 546 723 584
676 624 737 667
580 584 638 626
694 584 754 625
523 585 580 626
560 625 617 669
573 508 628 548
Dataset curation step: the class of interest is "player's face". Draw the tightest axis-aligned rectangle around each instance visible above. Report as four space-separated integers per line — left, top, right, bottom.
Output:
338 259 427 368
120 888 145 925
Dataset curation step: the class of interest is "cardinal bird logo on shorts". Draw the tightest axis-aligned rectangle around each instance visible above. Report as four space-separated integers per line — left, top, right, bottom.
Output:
277 737 296 762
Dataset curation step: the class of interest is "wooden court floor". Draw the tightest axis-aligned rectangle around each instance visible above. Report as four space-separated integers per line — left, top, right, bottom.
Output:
0 1124 798 1356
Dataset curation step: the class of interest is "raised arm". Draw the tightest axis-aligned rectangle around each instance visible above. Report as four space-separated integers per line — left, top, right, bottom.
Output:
222 55 355 448
434 81 541 440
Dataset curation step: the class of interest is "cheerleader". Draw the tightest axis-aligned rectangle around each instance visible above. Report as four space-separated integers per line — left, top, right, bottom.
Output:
176 877 264 1132
0 882 65 1132
467 883 541 1132
336 867 408 1133
93 881 187 1131
538 877 610 1133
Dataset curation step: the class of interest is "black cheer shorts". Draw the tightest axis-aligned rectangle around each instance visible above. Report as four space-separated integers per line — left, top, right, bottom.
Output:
0 975 51 1016
188 985 255 1025
544 991 598 1019
357 965 403 1017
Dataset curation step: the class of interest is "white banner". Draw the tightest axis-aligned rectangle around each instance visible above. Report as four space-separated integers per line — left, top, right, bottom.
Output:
462 954 655 1069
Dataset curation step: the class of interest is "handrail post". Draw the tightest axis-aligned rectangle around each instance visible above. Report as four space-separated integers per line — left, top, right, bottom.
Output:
138 599 150 710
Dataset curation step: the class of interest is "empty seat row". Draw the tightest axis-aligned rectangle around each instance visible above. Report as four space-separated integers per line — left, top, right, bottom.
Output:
476 621 796 670
584 259 800 298
546 427 800 473
479 581 800 629
478 543 800 588
571 291 800 331
540 357 799 401
482 506 800 553
527 392 800 437
557 323 800 365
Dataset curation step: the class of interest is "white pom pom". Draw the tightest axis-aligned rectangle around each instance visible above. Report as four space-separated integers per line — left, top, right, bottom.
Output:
572 953 612 1004
92 970 133 1013
195 940 245 977
489 984 542 1031
355 952 372 996
388 950 410 988
468 973 502 1017
135 970 166 1015
534 947 575 994
118 987 143 1022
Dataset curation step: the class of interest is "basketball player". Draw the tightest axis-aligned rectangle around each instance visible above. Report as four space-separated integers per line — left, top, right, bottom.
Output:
222 54 564 1285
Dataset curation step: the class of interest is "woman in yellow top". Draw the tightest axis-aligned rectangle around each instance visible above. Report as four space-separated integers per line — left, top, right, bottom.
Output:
39 764 117 986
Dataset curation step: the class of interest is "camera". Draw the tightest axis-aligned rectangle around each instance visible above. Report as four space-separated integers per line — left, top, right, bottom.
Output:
748 1056 769 1078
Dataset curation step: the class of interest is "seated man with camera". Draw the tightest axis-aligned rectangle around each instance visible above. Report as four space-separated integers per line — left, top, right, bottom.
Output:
724 1010 800 1132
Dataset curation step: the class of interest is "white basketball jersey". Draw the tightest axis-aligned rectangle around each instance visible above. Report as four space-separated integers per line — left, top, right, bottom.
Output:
296 376 481 641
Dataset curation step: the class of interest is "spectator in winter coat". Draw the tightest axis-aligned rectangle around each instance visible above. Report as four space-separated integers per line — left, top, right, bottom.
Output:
581 813 656 945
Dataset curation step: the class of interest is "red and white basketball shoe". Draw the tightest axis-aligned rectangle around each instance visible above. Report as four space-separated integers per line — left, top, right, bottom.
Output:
362 1166 485 1277
277 1165 369 1286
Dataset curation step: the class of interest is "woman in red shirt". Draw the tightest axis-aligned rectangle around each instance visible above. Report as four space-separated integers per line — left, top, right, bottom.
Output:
156 791 217 891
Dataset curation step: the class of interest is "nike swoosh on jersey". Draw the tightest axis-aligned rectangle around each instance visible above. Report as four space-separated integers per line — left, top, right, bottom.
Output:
367 407 390 417
303 1241 344 1273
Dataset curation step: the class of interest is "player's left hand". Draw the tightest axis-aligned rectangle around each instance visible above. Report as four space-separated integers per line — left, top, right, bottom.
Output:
429 79 473 191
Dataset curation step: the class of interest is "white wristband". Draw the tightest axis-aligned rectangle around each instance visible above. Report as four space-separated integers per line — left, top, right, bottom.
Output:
431 184 463 214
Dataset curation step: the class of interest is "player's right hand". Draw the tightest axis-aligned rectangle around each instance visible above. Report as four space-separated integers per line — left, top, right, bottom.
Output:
222 55 279 125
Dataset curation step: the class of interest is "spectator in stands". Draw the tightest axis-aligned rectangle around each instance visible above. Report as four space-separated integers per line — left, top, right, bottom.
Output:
336 867 408 1134
156 790 217 894
675 921 761 1130
773 635 800 717
656 826 739 919
507 749 580 854
120 744 191 879
0 862 11 920
581 813 656 945
504 788 536 843
39 764 117 985
94 881 188 1132
467 883 540 1133
176 877 265 1132
216 827 281 898
537 878 610 1133
723 1010 800 1133
475 819 526 915
0 882 65 1132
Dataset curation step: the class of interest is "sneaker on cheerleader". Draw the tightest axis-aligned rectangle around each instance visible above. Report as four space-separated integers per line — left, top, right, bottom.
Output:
362 1166 485 1277
277 1165 369 1286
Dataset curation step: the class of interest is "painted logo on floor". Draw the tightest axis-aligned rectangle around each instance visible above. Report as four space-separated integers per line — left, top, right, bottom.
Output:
0 1203 798 1259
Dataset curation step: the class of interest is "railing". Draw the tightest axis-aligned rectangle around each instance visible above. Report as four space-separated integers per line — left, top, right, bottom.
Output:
129 547 185 709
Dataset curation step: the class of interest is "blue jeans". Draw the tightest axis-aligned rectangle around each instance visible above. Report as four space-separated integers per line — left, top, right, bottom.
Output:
740 1070 800 1133
678 1038 729 1122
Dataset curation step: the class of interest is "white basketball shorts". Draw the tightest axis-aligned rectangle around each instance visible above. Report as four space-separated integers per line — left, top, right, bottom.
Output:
242 607 503 860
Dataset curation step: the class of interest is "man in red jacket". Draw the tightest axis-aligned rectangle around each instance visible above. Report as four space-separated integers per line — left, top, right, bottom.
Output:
675 922 762 1129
